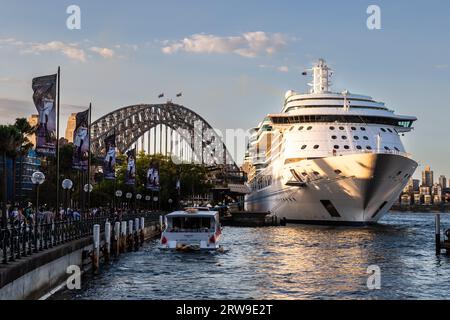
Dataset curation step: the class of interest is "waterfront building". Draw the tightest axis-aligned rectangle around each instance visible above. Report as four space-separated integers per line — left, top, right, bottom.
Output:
65 113 77 143
0 149 41 203
422 165 434 187
414 193 421 205
27 114 39 147
424 194 432 205
400 194 412 205
433 194 442 204
420 186 431 196
432 183 442 196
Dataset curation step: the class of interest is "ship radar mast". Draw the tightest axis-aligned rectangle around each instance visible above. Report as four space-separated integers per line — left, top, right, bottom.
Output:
305 59 333 94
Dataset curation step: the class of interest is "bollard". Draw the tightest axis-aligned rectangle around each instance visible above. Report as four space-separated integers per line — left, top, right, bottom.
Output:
134 218 140 250
93 224 100 274
140 217 145 245
120 221 127 253
104 222 111 263
127 220 134 252
113 222 120 258
160 215 164 231
436 214 441 255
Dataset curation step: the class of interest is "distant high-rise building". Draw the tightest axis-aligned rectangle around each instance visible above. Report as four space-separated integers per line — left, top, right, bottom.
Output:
422 165 434 187
404 178 420 193
439 175 447 188
65 113 77 143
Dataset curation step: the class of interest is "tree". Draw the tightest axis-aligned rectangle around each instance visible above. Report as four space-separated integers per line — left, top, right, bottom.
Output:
0 125 22 227
12 118 35 204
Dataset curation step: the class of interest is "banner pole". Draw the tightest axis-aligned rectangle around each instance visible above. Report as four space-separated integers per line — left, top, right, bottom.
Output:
88 103 92 210
56 66 61 210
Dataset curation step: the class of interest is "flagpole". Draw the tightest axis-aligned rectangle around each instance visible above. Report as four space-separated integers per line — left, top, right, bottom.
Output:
56 66 61 210
88 103 92 210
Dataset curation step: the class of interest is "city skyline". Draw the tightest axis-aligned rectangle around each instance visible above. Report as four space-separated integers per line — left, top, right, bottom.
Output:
0 0 449 177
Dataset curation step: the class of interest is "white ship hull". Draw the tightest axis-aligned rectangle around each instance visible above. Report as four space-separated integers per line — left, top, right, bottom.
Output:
245 153 418 225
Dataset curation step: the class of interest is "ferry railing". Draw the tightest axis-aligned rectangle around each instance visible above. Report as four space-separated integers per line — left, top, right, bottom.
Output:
0 211 160 265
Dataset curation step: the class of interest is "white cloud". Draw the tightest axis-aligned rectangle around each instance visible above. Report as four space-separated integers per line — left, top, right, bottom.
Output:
0 37 122 62
90 46 115 59
258 64 290 73
161 31 291 58
23 41 87 62
435 64 448 70
277 66 289 72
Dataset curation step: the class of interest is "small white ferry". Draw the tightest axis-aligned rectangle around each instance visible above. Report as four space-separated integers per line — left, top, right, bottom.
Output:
160 208 223 251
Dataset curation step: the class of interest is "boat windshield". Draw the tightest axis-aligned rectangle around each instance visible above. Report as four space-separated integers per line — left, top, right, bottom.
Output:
169 217 214 232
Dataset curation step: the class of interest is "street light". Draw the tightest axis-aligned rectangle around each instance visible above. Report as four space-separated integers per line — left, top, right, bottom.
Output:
168 198 173 211
84 184 93 210
153 196 159 212
62 179 73 214
145 196 151 211
136 194 142 211
31 171 45 214
30 171 45 253
115 190 123 210
126 192 133 209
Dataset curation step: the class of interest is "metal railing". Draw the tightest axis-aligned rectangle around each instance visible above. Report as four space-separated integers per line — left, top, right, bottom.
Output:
0 211 160 265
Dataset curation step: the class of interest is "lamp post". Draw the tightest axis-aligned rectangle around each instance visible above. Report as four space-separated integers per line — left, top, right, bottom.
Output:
62 179 73 216
168 198 173 211
126 192 133 210
145 196 151 211
84 184 93 210
115 190 123 210
153 196 159 212
31 171 46 216
31 171 45 254
136 194 142 211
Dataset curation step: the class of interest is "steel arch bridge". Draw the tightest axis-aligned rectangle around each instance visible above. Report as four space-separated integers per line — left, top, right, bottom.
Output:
90 103 239 171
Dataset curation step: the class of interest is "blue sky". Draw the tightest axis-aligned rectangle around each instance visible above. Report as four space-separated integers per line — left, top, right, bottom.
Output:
0 0 449 178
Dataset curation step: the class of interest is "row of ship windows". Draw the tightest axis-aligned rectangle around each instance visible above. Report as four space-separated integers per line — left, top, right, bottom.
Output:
332 135 367 140
251 169 412 191
300 144 401 151
294 126 396 133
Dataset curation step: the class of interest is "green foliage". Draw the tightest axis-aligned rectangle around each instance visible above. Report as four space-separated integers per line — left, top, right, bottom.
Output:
91 152 211 209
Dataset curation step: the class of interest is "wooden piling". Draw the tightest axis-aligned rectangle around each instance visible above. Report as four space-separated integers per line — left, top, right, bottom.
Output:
113 221 120 258
120 221 127 253
127 220 134 252
134 218 140 251
93 224 100 274
104 222 111 263
140 217 145 245
436 214 441 255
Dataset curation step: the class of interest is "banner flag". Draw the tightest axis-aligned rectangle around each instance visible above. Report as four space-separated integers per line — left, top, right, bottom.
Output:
125 148 136 185
146 162 160 191
72 109 89 170
103 133 116 180
32 74 57 156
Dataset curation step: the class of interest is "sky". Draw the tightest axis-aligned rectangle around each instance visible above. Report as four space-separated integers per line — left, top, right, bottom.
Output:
0 0 449 178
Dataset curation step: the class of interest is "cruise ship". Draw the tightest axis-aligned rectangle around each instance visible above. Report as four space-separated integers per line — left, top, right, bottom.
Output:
243 59 418 225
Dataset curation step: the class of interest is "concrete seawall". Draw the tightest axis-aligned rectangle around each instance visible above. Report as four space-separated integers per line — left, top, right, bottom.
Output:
0 223 160 300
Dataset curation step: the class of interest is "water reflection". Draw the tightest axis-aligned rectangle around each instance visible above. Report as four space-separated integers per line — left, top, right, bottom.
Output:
53 213 450 300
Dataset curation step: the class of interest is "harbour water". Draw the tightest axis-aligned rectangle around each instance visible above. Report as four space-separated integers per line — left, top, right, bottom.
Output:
52 213 450 300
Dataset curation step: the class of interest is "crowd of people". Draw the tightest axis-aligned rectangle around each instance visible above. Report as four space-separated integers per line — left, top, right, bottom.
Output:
1 202 152 229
